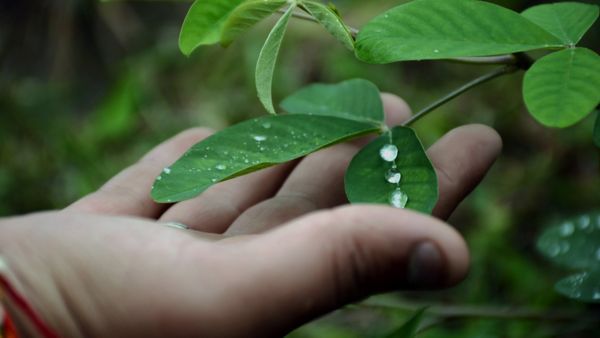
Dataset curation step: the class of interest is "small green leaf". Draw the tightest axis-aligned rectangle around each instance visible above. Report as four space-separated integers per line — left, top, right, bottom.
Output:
522 2 599 45
594 110 600 148
345 127 438 214
281 79 384 124
555 270 600 303
256 5 294 115
523 48 600 128
179 0 245 55
355 0 562 64
383 308 427 338
537 212 600 270
152 115 379 203
301 1 355 51
220 0 288 47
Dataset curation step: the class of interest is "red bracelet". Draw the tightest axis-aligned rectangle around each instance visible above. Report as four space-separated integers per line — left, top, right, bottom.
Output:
0 266 60 338
2 308 18 338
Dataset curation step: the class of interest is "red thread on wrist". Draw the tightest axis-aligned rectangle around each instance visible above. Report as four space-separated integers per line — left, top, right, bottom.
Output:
3 310 19 338
0 276 60 338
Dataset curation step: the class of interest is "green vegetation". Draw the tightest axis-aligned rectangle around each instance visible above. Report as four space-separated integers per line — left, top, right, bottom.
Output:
1 0 599 336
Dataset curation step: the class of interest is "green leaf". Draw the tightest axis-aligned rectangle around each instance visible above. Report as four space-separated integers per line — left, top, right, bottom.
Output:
281 79 384 124
152 115 379 203
345 127 438 214
594 110 600 148
383 308 427 338
523 48 600 128
555 270 600 303
256 5 294 115
522 2 599 45
537 212 600 270
355 0 562 64
220 0 288 47
179 0 245 55
301 1 355 51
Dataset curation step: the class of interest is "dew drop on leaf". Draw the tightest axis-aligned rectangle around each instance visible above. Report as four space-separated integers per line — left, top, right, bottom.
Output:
253 135 268 142
385 169 402 184
216 164 227 171
380 144 398 162
560 222 574 236
163 167 172 174
390 188 408 209
262 122 272 129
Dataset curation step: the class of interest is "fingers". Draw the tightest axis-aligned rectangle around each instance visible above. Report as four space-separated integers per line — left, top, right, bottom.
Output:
428 124 502 219
227 205 469 336
224 94 412 235
158 163 295 233
67 128 213 218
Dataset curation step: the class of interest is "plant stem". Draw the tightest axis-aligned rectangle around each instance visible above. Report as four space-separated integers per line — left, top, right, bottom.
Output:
281 8 360 37
446 55 517 65
402 65 518 127
358 300 584 321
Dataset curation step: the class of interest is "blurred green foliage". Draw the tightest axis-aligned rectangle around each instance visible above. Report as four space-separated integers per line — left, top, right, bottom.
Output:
1 0 599 336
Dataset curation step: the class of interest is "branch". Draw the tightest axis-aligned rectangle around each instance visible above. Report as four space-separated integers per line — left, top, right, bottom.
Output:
402 65 518 126
279 7 359 37
358 300 585 322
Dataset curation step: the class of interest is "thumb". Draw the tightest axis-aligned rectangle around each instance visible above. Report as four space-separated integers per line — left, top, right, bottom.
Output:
237 205 469 336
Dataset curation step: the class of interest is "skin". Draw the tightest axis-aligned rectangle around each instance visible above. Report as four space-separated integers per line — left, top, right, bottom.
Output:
0 94 502 338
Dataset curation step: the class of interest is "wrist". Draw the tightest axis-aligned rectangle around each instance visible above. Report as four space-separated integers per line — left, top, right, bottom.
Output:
0 217 64 338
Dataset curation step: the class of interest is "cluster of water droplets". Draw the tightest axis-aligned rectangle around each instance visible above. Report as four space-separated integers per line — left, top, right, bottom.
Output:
380 143 408 209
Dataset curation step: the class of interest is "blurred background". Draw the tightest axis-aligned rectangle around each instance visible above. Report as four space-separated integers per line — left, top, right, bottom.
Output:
1 0 599 336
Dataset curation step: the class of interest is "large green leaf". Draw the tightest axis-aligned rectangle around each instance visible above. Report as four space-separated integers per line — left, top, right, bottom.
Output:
256 5 294 115
521 2 599 45
537 212 600 270
179 0 245 56
355 0 562 64
383 308 427 338
523 48 600 128
301 1 355 51
152 115 379 203
220 0 288 47
594 110 600 148
281 79 385 124
555 270 600 303
345 127 438 214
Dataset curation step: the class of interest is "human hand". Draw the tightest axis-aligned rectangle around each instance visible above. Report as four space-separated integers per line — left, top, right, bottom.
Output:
0 94 502 337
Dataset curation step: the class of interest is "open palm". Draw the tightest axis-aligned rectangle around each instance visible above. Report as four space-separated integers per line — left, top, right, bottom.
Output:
0 94 502 337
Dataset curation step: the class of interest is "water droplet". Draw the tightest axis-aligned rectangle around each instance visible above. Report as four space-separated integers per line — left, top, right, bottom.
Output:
385 169 402 184
244 159 249 164
253 135 267 142
578 215 591 229
211 178 218 183
156 176 162 181
560 222 574 236
389 189 408 209
547 244 561 257
262 122 272 129
163 167 172 174
259 147 266 152
380 144 398 162
433 49 440 53
216 164 227 170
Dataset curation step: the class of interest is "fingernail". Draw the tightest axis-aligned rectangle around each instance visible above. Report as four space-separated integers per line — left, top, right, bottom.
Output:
407 241 444 289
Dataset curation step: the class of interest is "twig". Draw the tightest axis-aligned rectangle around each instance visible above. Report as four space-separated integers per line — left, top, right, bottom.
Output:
279 7 359 37
402 65 518 126
359 300 585 322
